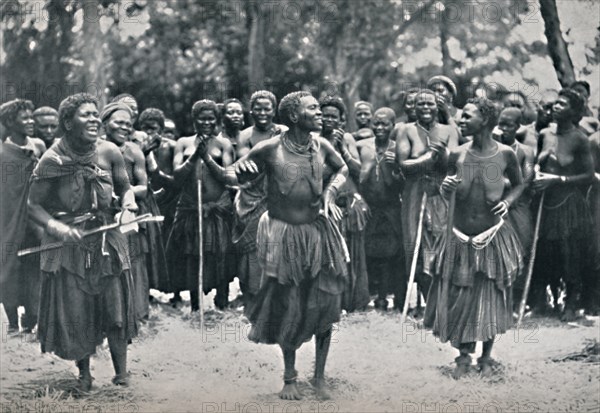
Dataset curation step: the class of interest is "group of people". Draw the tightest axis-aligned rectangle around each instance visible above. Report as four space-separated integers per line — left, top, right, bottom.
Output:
1 74 598 397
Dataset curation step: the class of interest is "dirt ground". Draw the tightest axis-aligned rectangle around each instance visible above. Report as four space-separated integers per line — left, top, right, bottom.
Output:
1 287 599 413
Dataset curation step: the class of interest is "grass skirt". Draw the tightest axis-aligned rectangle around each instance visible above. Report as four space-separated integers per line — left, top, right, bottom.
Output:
246 213 347 350
424 220 523 348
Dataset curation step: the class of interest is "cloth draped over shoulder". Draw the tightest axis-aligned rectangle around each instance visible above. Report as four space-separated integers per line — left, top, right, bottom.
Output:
32 139 130 294
0 141 39 302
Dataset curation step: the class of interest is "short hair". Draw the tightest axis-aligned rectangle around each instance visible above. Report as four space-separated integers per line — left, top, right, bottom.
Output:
278 91 312 128
111 93 136 103
319 95 347 118
0 99 34 127
354 101 373 112
558 88 585 120
250 90 277 109
499 107 523 125
570 80 590 96
33 106 58 119
415 89 437 102
139 108 165 130
57 93 99 137
466 97 499 127
191 99 219 120
373 107 396 124
427 75 457 98
222 98 243 116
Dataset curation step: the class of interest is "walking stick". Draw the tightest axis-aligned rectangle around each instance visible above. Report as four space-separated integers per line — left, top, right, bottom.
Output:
439 187 456 343
517 191 545 327
197 153 204 327
401 192 428 324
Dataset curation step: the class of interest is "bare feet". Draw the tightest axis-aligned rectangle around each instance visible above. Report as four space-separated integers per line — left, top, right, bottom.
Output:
112 373 130 387
452 355 472 380
310 377 331 400
279 382 302 400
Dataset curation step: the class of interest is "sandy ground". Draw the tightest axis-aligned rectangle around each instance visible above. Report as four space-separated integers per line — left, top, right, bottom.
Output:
1 287 599 413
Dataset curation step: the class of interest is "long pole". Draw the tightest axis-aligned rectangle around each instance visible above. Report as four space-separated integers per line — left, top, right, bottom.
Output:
401 192 428 324
439 189 456 343
517 191 545 327
197 156 204 326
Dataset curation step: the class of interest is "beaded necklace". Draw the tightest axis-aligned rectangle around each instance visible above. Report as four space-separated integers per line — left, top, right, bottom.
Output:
282 132 320 179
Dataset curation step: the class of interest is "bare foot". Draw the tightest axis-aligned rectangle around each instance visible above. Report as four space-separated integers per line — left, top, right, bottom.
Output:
310 378 331 400
279 383 302 400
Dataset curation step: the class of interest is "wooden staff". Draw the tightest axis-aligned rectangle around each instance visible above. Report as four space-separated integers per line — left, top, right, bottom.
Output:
17 214 164 257
401 192 428 324
197 149 205 326
517 191 545 327
439 186 456 343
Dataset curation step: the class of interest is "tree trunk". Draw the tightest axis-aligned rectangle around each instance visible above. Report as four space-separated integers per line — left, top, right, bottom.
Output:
81 0 108 106
247 2 266 93
440 1 452 76
539 0 576 87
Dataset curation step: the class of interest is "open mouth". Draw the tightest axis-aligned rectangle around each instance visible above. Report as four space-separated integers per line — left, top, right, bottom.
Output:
86 126 99 135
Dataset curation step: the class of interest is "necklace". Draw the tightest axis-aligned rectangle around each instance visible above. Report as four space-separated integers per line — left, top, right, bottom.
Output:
374 139 393 181
416 122 435 147
282 132 321 179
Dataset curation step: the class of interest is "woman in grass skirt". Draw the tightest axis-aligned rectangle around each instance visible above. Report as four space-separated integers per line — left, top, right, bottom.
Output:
425 98 525 379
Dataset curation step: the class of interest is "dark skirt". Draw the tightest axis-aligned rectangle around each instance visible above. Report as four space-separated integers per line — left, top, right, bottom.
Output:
166 192 234 293
340 196 370 312
535 189 592 285
401 179 448 276
232 195 267 296
424 220 523 348
38 269 137 361
246 213 347 350
128 231 149 320
141 193 170 293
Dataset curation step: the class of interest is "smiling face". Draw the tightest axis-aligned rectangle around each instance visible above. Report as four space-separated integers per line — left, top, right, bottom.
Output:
354 104 372 129
250 98 274 131
537 93 557 127
194 109 218 137
11 109 35 137
415 92 438 125
372 112 394 141
67 103 101 144
106 110 133 145
35 114 58 142
295 96 322 132
459 103 486 136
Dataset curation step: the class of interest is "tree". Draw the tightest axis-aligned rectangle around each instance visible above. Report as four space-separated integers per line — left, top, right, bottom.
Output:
539 0 576 87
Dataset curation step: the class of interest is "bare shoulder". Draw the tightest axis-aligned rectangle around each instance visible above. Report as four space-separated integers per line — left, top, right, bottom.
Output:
176 135 196 149
98 139 120 155
238 127 253 144
126 141 145 159
30 137 46 155
214 134 234 150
